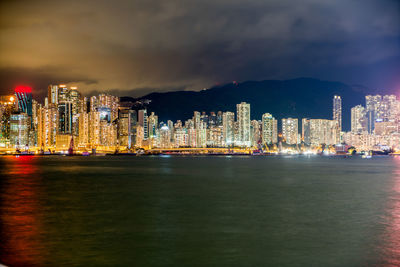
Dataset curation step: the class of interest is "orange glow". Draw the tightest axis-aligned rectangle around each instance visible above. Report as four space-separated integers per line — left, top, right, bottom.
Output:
9 96 14 102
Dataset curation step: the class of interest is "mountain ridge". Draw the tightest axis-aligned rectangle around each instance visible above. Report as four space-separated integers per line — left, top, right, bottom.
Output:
121 77 375 131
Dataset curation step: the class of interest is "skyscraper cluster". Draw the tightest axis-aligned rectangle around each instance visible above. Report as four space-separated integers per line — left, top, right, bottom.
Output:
0 85 399 153
344 95 400 151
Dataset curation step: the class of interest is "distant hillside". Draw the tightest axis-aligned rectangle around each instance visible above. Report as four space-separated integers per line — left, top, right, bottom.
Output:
121 78 374 131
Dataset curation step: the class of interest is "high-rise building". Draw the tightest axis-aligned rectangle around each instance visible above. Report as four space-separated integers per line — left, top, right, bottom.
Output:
118 107 137 149
98 94 119 121
148 112 158 139
382 95 398 121
78 112 89 147
89 111 101 146
99 119 117 147
68 87 82 136
302 118 311 145
222 111 234 146
193 111 201 147
38 103 58 148
15 86 33 117
48 85 59 105
58 102 73 134
0 95 16 146
262 113 277 146
366 95 381 132
236 102 251 147
57 84 69 103
174 127 189 147
351 105 366 134
206 125 224 147
250 120 261 147
364 95 399 133
30 100 40 146
187 127 197 147
333 95 342 133
216 111 223 126
309 119 338 145
138 109 148 140
282 118 298 145
167 120 174 143
10 112 30 149
159 125 171 148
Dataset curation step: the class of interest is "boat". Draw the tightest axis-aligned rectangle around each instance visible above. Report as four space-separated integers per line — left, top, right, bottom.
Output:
362 151 372 159
82 151 90 156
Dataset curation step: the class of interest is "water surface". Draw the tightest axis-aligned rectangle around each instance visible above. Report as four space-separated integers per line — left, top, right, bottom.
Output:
1 155 399 266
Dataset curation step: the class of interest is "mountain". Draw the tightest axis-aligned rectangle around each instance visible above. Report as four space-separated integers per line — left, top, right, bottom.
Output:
121 78 373 131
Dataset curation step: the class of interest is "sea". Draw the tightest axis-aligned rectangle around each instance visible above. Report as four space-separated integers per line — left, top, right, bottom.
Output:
0 155 399 266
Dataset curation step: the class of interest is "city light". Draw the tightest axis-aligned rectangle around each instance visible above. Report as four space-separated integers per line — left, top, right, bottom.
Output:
14 86 32 93
0 86 399 155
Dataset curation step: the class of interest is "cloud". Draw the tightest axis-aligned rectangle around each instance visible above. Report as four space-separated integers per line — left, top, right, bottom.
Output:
0 0 399 98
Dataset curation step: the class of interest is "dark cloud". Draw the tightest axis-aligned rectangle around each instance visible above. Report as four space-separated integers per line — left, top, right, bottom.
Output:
0 0 399 98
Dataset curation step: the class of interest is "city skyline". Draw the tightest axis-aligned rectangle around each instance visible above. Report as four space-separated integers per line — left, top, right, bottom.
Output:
1 83 399 154
2 1 400 266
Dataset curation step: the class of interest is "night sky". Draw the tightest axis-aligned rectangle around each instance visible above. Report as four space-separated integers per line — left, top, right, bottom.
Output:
0 0 399 98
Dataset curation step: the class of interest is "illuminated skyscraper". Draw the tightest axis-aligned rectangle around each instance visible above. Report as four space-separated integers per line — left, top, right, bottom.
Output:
118 107 137 149
148 112 158 139
138 109 148 140
10 113 30 149
57 84 69 102
302 118 311 145
236 102 251 147
38 103 58 148
15 86 33 117
89 111 101 146
309 119 338 145
193 111 200 127
188 127 197 147
98 94 119 121
262 113 277 145
365 95 381 133
333 95 342 132
58 102 73 134
222 111 234 146
48 85 59 105
78 112 89 147
250 120 261 147
303 118 338 146
382 95 398 121
192 111 207 147
159 125 171 148
0 95 16 146
68 87 81 136
282 118 298 145
351 105 366 134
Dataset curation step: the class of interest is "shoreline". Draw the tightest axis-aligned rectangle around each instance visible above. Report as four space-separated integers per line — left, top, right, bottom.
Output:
1 153 396 157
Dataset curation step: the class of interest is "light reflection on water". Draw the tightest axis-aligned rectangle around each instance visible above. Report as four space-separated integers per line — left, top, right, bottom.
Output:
0 156 44 266
380 157 400 267
0 155 400 266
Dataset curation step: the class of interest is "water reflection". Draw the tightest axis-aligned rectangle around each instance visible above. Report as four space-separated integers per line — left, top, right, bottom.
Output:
0 156 43 266
0 156 400 266
380 157 400 266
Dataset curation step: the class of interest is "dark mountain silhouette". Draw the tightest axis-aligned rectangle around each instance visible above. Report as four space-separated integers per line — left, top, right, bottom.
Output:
121 78 374 131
